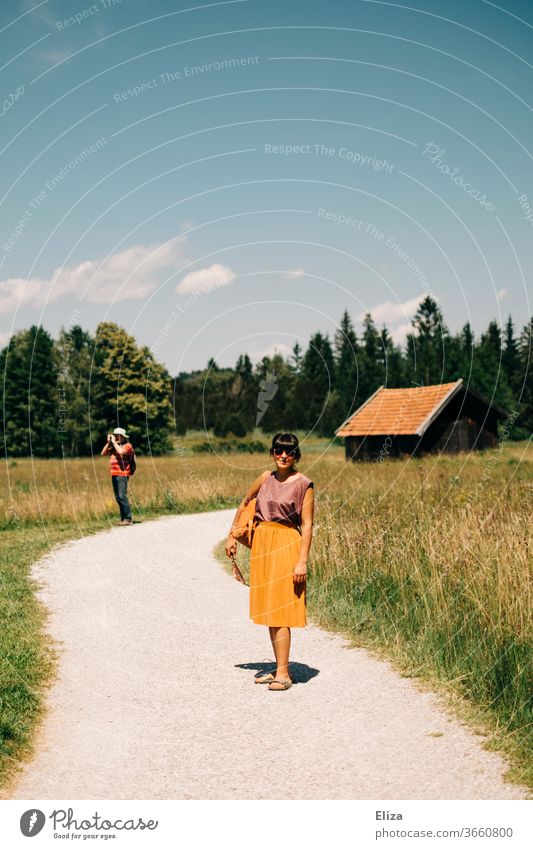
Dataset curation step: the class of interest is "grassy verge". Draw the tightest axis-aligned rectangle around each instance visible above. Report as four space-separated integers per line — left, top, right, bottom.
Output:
315 484 532 791
1 519 103 793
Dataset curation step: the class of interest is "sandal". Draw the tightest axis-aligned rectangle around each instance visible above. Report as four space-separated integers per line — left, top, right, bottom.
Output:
268 678 292 691
254 672 275 684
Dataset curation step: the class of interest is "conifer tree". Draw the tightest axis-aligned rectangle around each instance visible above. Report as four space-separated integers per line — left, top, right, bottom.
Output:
54 325 94 456
516 318 533 434
441 330 464 381
289 342 303 374
475 321 515 412
359 313 382 399
1 326 59 458
502 315 520 395
451 322 483 387
181 371 207 433
379 325 405 387
255 353 293 433
406 296 449 385
460 322 475 374
298 331 336 434
231 353 256 433
200 365 236 436
334 310 359 416
172 375 187 435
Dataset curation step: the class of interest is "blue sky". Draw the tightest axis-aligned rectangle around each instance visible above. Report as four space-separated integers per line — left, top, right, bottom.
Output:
1 0 532 372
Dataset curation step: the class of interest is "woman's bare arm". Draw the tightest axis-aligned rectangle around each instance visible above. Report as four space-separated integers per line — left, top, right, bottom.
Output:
228 470 270 536
224 470 270 561
225 471 268 574
293 486 315 580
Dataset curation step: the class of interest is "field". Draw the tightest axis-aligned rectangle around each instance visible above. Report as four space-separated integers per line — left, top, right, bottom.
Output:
1 434 532 792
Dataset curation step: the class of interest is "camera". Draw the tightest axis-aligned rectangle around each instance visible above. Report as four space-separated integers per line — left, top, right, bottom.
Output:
107 434 114 443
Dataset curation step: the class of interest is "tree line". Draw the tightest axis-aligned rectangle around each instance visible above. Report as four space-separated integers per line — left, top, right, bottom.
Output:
1 297 531 457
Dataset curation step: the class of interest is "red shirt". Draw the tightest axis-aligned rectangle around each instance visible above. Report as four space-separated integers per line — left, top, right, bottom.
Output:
109 442 133 477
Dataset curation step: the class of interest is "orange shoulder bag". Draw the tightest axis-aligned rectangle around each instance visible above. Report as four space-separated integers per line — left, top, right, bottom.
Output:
230 497 258 549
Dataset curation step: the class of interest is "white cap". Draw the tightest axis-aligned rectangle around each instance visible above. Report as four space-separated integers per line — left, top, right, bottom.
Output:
113 427 129 438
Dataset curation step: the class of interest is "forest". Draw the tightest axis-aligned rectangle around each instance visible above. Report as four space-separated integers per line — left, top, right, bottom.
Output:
1 296 531 457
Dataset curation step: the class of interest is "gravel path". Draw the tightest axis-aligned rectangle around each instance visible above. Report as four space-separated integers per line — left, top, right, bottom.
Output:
9 510 528 799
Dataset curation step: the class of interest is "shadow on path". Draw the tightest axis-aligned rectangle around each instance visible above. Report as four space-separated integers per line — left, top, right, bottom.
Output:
236 660 320 684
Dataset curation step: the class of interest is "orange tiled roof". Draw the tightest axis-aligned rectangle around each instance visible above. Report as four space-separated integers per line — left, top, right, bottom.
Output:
336 381 462 437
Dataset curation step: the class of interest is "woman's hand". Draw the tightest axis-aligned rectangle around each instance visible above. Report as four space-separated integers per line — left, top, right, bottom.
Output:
293 561 307 584
225 535 237 558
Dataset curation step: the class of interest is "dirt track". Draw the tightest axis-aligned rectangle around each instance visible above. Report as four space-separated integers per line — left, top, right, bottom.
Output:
9 510 528 799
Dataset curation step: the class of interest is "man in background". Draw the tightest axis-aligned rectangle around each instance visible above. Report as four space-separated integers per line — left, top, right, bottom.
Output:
100 427 134 525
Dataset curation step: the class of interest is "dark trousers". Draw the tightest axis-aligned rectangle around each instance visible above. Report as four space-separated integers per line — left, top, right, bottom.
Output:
112 475 132 521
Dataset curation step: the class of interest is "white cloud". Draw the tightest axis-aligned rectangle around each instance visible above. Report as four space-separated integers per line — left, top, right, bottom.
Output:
356 295 427 326
249 342 294 362
283 268 305 279
176 263 236 295
390 322 415 345
0 330 12 349
0 278 48 314
354 295 435 346
496 288 507 300
0 239 187 313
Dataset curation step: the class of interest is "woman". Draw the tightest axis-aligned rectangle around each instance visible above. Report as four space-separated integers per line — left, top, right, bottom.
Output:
225 432 314 691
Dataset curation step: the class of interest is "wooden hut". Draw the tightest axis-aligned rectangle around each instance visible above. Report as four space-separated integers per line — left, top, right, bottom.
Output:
335 379 510 461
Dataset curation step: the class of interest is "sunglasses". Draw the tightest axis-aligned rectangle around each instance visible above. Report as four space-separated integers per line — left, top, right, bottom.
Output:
273 446 296 457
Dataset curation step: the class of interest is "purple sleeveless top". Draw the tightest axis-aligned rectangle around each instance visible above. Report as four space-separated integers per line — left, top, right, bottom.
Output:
254 471 314 528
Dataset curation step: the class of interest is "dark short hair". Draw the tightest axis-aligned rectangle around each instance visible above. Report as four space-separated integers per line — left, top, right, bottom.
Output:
270 432 301 462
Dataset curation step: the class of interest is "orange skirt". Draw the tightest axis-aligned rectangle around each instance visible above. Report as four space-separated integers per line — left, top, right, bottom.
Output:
249 521 306 627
